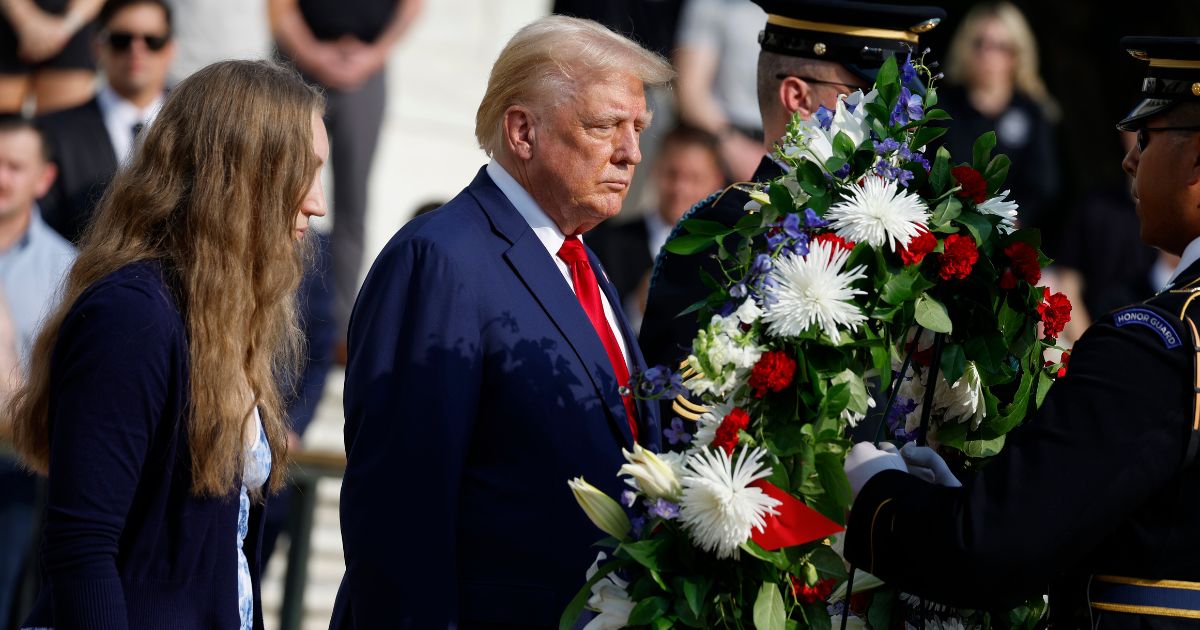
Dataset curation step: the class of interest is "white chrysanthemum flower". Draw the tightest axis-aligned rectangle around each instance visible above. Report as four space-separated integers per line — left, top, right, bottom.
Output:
941 362 986 429
826 176 930 252
693 400 733 449
583 552 634 630
841 395 876 428
679 447 781 559
977 190 1019 234
762 240 868 343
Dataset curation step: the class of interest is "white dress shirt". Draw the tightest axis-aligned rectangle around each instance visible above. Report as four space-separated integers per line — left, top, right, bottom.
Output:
1167 234 1200 289
644 212 673 261
486 160 632 372
97 85 165 165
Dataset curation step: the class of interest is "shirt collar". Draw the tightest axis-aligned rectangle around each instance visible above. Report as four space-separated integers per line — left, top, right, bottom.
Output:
1169 234 1200 287
644 211 673 257
97 84 164 162
486 159 567 256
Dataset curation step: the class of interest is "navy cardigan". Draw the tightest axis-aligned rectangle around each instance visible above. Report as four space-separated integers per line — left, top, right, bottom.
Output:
22 261 267 630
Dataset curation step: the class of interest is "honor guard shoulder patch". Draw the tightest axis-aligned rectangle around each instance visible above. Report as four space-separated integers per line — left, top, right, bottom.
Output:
1114 307 1183 348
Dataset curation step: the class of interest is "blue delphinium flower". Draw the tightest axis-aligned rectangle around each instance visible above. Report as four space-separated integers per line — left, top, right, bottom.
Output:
729 283 748 299
900 52 918 86
751 253 773 275
815 105 834 130
647 498 681 520
890 87 924 126
833 163 852 178
886 397 920 442
629 515 646 539
664 417 692 446
898 145 931 171
874 138 901 155
622 490 638 508
803 208 829 228
785 233 810 257
782 213 804 239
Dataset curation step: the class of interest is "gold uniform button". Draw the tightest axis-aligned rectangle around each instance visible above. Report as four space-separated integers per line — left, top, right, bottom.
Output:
813 42 827 56
1193 82 1200 97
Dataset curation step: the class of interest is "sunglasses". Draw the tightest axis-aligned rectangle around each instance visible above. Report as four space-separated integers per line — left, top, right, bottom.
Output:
1136 126 1200 152
774 74 864 92
105 30 171 52
973 38 1016 55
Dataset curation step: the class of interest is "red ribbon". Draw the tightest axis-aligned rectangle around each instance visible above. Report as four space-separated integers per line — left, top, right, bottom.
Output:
749 480 844 550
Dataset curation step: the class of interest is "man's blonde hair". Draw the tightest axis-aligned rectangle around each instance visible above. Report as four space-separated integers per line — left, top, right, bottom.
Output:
474 15 674 156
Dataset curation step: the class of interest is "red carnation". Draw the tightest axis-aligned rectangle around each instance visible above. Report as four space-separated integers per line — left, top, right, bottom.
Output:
712 408 751 454
952 165 988 204
812 232 855 256
999 269 1018 290
1004 242 1041 286
1037 287 1072 340
938 233 979 280
790 576 837 604
898 227 937 266
748 350 797 398
1056 351 1071 378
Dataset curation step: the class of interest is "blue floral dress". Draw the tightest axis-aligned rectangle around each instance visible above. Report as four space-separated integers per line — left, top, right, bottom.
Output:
238 409 272 630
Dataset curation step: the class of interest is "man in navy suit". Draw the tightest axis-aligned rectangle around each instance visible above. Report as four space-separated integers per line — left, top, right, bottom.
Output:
330 15 673 629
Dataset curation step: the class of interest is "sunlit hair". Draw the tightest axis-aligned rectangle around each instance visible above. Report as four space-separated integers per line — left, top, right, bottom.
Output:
7 60 323 497
474 14 674 156
944 1 1059 120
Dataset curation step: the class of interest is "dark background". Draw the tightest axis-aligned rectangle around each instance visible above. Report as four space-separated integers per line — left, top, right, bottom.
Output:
918 0 1200 244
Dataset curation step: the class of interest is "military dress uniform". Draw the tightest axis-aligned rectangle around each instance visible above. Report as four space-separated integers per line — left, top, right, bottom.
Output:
844 37 1200 628
638 0 945 372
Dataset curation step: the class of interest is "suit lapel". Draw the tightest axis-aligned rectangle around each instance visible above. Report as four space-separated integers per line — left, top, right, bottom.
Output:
85 98 120 170
469 169 634 448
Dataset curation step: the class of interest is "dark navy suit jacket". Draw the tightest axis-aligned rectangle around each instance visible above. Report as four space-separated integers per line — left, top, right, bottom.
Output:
330 167 660 629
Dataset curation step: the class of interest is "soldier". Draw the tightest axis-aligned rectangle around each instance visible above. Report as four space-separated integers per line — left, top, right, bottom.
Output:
843 36 1200 628
639 0 945 377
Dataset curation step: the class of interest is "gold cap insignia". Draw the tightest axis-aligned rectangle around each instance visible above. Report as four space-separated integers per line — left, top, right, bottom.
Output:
910 18 941 34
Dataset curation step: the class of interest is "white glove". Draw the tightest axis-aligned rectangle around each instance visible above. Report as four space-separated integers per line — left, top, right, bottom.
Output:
844 442 907 500
900 443 962 488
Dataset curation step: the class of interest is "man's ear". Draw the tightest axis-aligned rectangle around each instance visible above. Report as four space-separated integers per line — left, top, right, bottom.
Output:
35 162 57 199
502 105 537 160
779 76 816 120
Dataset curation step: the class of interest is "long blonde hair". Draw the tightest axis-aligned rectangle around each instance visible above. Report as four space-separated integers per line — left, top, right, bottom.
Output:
944 1 1060 120
8 60 323 496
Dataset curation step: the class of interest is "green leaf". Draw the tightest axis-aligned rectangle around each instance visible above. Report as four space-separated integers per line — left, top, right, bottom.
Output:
816 451 852 509
922 108 951 121
627 597 671 626
682 578 712 619
620 538 669 572
934 419 969 449
940 343 967 385
914 295 953 333
997 300 1027 343
833 131 857 158
818 383 851 419
824 155 848 175
753 582 787 630
770 182 797 214
1036 368 1055 408
650 617 675 630
964 334 1010 379
911 125 948 151
867 588 897 630
963 434 1006 458
558 558 628 630
931 196 963 228
930 146 952 194
808 544 849 581
665 233 717 255
985 153 1012 193
681 218 732 237
770 424 808 457
972 131 997 172
956 211 993 245
881 266 935 306
832 369 870 416
990 369 1035 435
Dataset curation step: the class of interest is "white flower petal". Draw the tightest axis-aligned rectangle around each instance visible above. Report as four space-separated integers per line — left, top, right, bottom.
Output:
977 190 1019 234
826 177 930 252
678 447 781 559
762 240 868 343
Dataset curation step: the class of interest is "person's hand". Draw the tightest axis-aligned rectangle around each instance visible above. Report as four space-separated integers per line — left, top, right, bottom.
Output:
336 37 388 90
13 10 74 63
900 443 962 488
844 442 906 500
294 40 351 89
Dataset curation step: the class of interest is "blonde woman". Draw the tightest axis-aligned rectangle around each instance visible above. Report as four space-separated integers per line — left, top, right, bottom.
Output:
940 1 1060 230
6 59 326 629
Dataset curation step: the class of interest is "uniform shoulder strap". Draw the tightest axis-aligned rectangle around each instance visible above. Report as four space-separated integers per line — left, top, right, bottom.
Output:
1172 285 1200 468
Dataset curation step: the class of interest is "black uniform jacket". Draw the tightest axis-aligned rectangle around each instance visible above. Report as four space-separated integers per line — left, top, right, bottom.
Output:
845 260 1200 629
639 156 784 371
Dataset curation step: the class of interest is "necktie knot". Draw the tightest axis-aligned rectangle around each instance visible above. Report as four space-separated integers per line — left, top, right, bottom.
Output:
557 236 590 265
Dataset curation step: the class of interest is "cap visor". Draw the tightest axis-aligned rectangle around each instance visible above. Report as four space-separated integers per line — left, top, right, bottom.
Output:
1117 98 1177 131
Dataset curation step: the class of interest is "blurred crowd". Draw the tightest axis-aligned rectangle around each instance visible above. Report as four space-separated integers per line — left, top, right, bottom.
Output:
0 0 1179 627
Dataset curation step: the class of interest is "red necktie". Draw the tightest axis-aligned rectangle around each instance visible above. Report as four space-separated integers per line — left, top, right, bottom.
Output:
557 237 639 443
